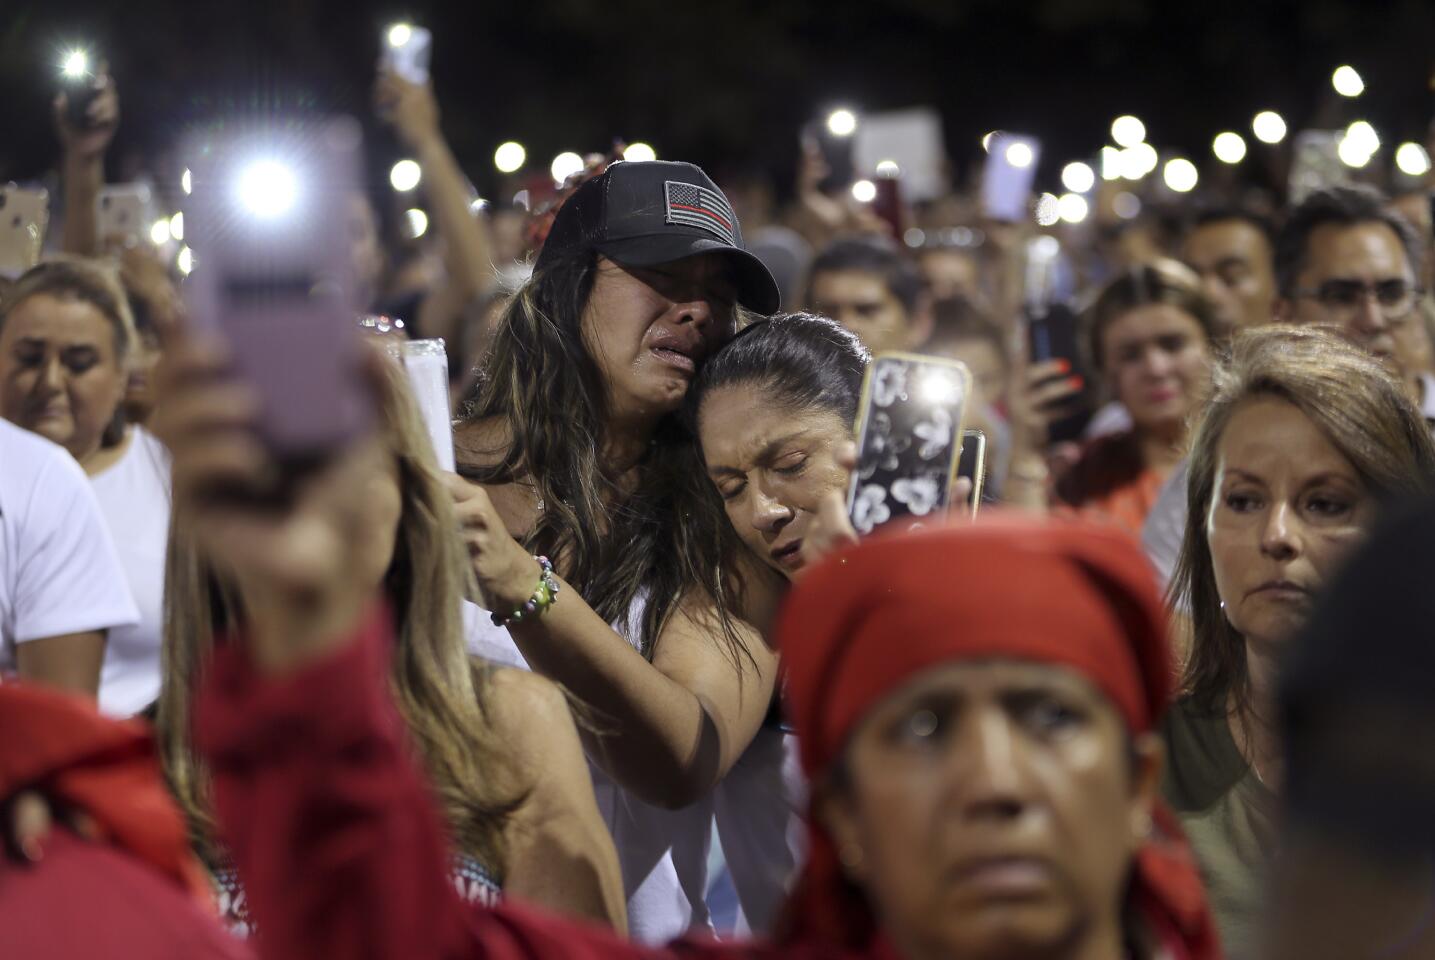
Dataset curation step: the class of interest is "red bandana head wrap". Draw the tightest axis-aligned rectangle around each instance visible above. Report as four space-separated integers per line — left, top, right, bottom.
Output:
0 682 212 903
775 515 1219 960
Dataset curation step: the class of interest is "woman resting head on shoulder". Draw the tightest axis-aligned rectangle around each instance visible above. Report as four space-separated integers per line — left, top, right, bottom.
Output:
1163 324 1435 952
688 313 869 580
152 334 626 934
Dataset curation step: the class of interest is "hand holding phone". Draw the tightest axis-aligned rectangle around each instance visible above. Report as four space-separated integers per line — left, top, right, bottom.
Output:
180 116 372 485
55 55 117 158
847 353 972 536
381 24 432 85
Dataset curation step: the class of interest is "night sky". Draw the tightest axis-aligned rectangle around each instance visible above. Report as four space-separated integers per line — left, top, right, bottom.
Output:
2 0 1432 201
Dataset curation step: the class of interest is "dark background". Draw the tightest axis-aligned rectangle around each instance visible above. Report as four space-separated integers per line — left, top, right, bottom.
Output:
2 0 1432 199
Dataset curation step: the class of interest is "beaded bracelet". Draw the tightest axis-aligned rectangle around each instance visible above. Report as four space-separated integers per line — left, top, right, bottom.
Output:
491 555 561 627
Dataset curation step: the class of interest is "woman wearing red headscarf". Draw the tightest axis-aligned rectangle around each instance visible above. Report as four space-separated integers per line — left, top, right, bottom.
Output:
187 421 1219 960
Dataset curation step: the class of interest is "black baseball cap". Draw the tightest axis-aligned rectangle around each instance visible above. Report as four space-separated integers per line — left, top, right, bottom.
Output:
535 160 781 315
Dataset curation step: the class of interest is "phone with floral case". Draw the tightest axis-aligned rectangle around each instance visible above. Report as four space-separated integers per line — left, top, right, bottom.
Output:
847 352 972 536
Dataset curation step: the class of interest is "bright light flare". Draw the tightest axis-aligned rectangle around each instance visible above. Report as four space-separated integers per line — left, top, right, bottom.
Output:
1111 115 1146 148
1119 143 1158 180
1057 193 1089 224
851 179 877 203
149 218 171 246
1396 142 1432 177
235 161 297 219
982 131 997 152
550 151 584 184
1100 146 1122 181
1005 141 1035 169
917 370 959 405
169 212 184 241
876 159 900 178
1252 111 1287 144
387 23 414 48
181 168 192 195
827 109 858 137
1213 132 1247 164
404 208 429 239
177 246 194 276
623 142 657 163
61 49 89 79
1061 161 1095 193
1332 65 1365 98
389 159 422 192
493 141 526 173
1034 193 1059 227
1163 157 1199 193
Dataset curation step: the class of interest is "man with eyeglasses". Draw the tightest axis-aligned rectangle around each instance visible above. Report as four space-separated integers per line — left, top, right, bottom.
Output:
1274 185 1428 407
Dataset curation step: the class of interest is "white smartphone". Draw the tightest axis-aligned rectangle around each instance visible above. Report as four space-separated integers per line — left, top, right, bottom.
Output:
0 186 49 279
382 24 432 85
982 132 1041 223
180 117 372 469
96 183 153 247
847 352 973 536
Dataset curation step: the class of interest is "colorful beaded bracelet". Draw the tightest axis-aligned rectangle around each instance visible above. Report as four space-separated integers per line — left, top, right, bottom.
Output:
491 555 561 627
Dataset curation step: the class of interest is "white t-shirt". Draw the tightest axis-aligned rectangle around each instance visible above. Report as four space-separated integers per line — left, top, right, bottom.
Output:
0 419 138 671
90 426 172 716
464 598 717 945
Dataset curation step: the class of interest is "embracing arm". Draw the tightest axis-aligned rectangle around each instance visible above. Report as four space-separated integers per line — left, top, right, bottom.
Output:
450 477 780 810
486 668 627 931
509 586 779 811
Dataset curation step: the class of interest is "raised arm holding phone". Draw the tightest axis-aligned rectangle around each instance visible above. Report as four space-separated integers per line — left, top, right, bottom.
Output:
375 65 498 344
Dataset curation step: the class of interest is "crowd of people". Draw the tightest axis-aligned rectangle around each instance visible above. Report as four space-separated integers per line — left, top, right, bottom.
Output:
3 51 1435 960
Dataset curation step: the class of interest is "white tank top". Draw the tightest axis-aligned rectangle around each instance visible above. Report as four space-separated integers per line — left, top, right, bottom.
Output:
463 596 715 944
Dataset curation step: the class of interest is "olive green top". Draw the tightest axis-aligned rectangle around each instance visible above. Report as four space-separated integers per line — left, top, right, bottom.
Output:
1161 696 1278 960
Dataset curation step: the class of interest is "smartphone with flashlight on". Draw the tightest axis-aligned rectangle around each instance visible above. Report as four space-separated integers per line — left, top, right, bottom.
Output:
802 111 857 194
96 183 152 248
57 50 105 130
0 186 50 279
381 23 432 85
181 117 372 486
982 132 1041 223
848 352 972 536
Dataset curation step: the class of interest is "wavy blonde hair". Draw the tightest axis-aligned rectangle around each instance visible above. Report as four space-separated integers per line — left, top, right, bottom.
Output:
156 355 521 872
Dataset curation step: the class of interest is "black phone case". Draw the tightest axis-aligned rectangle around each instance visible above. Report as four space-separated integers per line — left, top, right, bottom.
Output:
848 354 970 536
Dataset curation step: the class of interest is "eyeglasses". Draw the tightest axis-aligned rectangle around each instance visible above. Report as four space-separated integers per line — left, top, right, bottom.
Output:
1290 279 1424 324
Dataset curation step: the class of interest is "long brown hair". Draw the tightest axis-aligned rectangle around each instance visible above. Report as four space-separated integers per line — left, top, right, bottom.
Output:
1170 325 1435 712
458 246 756 665
156 358 521 871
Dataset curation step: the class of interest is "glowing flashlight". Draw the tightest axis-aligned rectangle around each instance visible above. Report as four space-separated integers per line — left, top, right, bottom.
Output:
236 160 298 219
61 49 90 79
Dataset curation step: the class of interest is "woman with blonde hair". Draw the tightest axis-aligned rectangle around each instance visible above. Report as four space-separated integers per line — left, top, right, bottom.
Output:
152 342 626 935
1164 325 1435 955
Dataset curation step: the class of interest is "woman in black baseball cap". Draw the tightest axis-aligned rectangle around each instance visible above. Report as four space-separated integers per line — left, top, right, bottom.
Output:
449 160 785 940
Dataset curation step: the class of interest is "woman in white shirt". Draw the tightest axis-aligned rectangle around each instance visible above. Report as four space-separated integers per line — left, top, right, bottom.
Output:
0 258 169 713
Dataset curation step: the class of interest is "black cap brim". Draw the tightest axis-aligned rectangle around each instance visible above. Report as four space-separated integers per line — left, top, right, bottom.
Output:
596 234 782 316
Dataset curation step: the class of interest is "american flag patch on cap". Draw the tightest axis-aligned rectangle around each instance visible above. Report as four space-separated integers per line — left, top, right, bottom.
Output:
664 181 737 246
